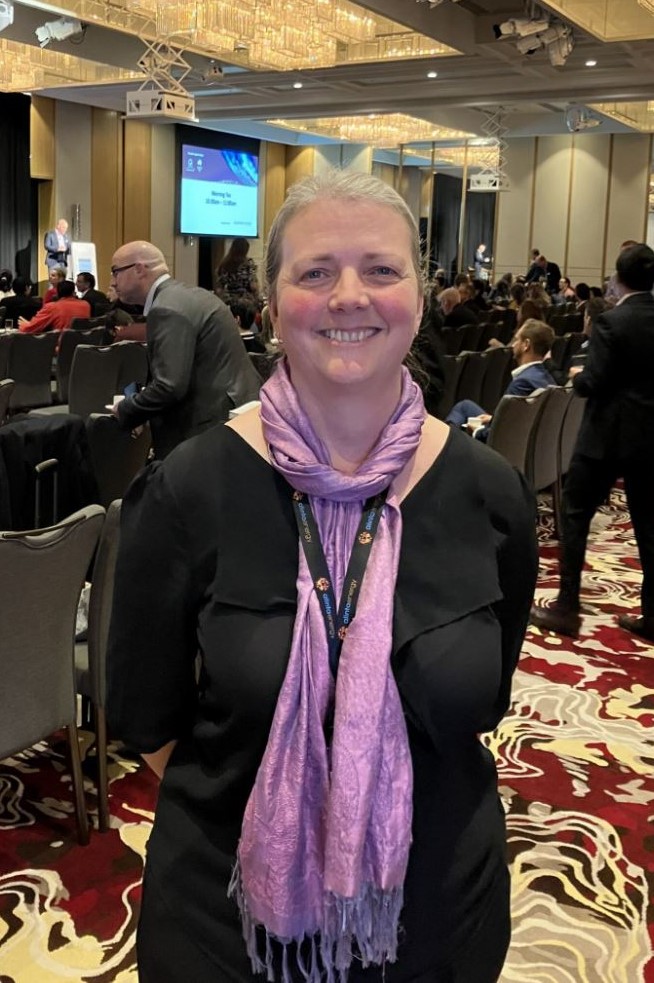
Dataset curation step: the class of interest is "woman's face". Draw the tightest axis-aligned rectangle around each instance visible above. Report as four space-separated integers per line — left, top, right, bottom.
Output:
270 198 422 394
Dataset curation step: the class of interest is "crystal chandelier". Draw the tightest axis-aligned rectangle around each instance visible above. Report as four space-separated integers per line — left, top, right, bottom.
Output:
268 113 474 147
637 0 654 14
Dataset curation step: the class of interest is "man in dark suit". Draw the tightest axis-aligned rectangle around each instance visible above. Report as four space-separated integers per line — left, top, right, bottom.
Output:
531 243 654 642
525 254 562 295
44 218 71 271
439 286 480 327
75 272 109 316
110 241 261 459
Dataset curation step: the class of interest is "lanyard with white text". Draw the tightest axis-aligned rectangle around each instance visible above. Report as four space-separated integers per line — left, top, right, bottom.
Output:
292 488 389 679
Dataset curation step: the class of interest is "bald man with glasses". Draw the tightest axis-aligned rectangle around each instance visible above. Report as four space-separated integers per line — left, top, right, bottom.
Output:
110 241 260 459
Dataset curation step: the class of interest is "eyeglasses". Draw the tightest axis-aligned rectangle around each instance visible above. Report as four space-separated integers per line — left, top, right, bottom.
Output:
110 263 136 276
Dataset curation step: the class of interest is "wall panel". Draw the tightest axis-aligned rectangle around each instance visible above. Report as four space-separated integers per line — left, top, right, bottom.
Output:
566 133 610 284
604 133 651 277
262 141 286 245
91 109 123 292
55 101 92 241
150 124 176 269
494 137 535 277
531 135 572 271
123 120 152 244
30 96 55 180
285 146 314 191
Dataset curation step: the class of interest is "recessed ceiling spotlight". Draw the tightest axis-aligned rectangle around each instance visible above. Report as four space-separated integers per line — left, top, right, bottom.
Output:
293 81 303 89
427 71 438 78
585 59 597 67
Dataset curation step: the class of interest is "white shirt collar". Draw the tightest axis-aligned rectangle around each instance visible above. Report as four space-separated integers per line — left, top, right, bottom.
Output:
144 273 171 314
511 359 543 379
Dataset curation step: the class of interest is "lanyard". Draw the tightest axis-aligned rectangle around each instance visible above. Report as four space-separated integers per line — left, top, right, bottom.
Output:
292 488 389 679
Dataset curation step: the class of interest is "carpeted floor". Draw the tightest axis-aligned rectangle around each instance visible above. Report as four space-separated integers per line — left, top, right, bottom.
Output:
0 488 652 982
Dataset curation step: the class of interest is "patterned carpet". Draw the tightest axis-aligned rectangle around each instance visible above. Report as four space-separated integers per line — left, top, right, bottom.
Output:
0 488 652 983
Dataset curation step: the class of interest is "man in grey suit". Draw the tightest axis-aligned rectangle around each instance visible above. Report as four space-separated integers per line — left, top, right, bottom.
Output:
44 218 71 271
531 243 654 642
110 240 260 459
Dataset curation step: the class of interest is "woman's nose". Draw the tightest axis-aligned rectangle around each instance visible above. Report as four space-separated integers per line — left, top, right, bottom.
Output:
327 269 370 310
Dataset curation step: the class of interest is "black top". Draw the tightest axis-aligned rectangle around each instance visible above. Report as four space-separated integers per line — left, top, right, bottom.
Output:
107 424 537 981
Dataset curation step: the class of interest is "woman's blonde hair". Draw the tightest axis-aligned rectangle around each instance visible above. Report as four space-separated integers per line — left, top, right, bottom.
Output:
264 169 423 300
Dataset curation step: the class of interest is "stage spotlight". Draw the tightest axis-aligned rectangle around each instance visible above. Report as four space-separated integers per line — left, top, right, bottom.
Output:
35 17 84 48
493 17 549 40
0 2 13 33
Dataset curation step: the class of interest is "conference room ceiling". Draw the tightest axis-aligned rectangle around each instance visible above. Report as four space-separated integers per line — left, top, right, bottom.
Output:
4 0 654 147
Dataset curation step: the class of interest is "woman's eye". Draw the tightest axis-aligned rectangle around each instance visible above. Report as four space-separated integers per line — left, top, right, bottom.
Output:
301 269 326 281
370 266 397 277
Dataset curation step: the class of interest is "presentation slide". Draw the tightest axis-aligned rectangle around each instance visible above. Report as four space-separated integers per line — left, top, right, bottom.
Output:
180 144 259 237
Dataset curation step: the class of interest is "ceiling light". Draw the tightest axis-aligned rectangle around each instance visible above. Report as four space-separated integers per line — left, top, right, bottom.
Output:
585 59 597 67
427 71 438 78
293 81 303 89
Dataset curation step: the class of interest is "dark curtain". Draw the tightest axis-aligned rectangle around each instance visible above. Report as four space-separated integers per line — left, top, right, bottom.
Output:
464 190 495 275
0 95 32 277
432 174 462 282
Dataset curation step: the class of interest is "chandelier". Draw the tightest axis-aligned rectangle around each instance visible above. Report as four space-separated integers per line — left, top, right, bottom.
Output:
56 0 460 71
268 113 474 147
0 37 140 92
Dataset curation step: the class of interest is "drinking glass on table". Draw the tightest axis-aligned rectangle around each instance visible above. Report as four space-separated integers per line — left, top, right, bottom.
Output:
4 319 13 332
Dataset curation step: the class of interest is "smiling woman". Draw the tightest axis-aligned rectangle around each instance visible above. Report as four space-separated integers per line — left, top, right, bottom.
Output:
107 168 538 983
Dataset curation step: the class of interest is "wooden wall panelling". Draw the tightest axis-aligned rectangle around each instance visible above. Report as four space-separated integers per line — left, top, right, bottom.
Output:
123 119 152 245
30 96 55 180
262 141 286 244
531 135 573 272
285 146 314 191
91 109 123 293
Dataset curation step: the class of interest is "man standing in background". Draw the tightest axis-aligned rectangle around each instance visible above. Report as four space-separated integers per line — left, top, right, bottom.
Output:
44 218 71 272
110 240 261 459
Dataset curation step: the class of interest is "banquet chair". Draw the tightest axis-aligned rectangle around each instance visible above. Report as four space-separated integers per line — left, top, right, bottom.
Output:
455 351 487 406
86 414 151 507
559 391 587 477
56 326 107 403
436 354 466 419
0 504 105 845
7 332 59 410
440 325 469 357
0 378 14 424
478 347 513 415
75 501 121 832
487 388 552 477
32 341 148 421
528 386 574 536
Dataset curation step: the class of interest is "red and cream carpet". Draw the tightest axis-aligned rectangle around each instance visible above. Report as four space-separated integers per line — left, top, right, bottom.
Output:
0 488 653 982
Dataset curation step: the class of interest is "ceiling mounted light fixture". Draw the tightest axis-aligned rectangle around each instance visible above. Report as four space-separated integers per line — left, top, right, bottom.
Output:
35 16 84 48
0 2 13 34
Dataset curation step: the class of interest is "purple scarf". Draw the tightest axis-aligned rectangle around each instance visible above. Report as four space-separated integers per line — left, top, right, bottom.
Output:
229 360 425 981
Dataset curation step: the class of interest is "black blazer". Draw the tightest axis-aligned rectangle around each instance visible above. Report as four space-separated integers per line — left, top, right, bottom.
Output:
573 291 654 461
80 288 109 316
116 279 261 459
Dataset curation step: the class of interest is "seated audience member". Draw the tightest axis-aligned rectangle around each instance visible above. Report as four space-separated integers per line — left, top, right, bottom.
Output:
489 273 512 305
518 299 546 326
3 277 41 322
589 286 603 299
469 278 491 313
453 272 470 289
229 298 266 354
446 319 556 439
76 271 109 316
432 269 447 295
0 269 14 299
19 279 90 337
44 266 66 303
509 282 526 310
575 282 591 312
604 239 639 303
439 286 480 327
553 276 576 303
525 281 551 308
215 237 260 305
